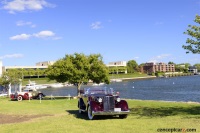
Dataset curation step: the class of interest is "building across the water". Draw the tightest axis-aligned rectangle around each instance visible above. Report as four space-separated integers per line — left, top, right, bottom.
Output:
36 61 55 66
188 66 198 74
106 61 127 74
142 62 175 74
0 61 55 77
0 60 128 77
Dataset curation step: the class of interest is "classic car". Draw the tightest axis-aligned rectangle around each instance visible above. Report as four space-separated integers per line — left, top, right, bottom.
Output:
10 88 45 101
78 87 130 120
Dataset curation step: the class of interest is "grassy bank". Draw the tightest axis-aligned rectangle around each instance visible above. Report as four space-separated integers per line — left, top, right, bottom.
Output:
109 73 148 79
0 97 199 133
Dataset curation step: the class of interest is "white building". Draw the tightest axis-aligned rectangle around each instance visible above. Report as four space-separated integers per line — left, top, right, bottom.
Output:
188 66 198 74
107 61 127 74
0 61 55 77
36 61 55 66
106 61 127 67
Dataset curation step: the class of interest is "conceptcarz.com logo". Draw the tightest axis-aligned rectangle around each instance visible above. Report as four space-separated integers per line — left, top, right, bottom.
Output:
157 128 196 133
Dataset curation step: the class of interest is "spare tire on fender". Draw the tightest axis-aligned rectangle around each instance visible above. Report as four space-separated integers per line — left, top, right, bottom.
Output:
17 96 23 101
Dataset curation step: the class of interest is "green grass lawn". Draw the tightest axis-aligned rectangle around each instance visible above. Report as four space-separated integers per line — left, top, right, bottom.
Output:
0 97 199 133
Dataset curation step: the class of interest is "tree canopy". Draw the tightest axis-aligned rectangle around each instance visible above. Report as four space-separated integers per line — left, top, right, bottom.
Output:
182 14 200 54
194 63 200 71
0 69 23 95
45 53 110 95
168 61 175 64
127 60 138 73
0 69 22 85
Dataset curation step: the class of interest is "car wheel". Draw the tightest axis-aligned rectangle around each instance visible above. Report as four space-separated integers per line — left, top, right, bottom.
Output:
119 114 127 119
87 105 95 120
17 96 23 101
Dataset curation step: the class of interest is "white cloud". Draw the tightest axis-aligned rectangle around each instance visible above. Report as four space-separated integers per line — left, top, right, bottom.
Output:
149 54 171 63
155 21 164 25
0 54 23 59
10 33 31 40
52 36 62 40
134 57 139 59
2 0 56 13
108 19 112 23
16 20 36 28
90 21 103 30
9 30 61 40
33 30 55 38
156 54 171 59
180 15 185 18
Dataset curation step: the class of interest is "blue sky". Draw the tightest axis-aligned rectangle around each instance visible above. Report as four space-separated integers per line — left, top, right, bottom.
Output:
1 0 200 66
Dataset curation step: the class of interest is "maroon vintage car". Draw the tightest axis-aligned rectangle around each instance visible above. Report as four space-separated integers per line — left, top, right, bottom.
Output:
78 87 130 120
10 88 45 101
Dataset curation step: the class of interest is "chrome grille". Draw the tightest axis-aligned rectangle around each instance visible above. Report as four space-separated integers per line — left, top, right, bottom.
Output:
103 96 115 111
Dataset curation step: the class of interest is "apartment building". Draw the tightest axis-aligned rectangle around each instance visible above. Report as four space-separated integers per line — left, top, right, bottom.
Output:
142 62 175 74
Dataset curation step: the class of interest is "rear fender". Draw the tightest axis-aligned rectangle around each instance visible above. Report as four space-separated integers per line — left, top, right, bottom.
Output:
23 93 29 100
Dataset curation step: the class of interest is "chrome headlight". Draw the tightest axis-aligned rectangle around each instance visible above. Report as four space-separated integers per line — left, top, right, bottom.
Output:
116 97 121 102
97 97 102 103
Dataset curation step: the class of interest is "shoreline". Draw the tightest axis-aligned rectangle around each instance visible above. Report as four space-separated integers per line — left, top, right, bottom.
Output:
25 76 157 87
110 76 157 81
126 99 200 104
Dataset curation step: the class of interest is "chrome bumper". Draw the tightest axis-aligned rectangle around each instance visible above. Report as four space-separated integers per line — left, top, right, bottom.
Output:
92 110 130 116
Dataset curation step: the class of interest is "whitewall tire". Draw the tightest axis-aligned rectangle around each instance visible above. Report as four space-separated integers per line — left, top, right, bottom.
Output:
87 105 94 120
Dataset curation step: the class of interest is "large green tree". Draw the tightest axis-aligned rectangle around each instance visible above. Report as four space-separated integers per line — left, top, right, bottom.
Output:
46 53 110 96
175 63 190 73
127 60 138 73
194 63 200 71
0 69 22 95
182 14 200 53
168 61 175 64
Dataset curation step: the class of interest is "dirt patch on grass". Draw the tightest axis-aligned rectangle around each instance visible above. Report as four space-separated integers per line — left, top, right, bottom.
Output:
0 114 52 124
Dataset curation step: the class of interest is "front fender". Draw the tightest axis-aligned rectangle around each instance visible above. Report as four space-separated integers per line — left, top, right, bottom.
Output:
116 100 129 111
88 101 102 112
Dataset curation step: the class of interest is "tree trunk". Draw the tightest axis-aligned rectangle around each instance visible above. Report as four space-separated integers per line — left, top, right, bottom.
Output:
8 83 11 96
77 85 81 96
19 82 22 92
77 82 83 96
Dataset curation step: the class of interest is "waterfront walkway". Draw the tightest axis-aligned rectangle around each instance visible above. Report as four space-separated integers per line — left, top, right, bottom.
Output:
113 76 156 81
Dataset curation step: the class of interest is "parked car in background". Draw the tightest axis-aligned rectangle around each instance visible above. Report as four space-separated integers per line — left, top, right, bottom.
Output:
78 87 130 120
10 88 45 101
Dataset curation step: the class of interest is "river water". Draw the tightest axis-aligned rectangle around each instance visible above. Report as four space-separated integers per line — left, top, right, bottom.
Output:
40 75 200 102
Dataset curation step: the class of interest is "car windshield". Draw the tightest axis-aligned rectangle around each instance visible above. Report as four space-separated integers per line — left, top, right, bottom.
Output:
84 87 114 95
